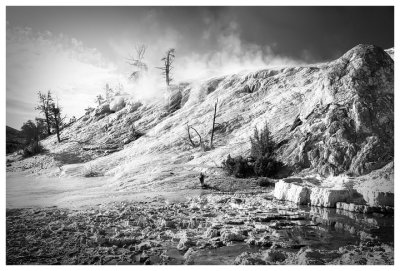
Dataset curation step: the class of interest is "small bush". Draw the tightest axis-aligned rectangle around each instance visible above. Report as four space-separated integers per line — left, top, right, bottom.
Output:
258 177 275 187
83 164 102 178
254 156 284 178
222 155 254 178
22 140 45 158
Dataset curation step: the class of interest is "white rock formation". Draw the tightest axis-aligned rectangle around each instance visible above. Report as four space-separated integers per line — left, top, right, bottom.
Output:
274 162 394 210
273 179 310 205
309 187 353 208
110 96 126 112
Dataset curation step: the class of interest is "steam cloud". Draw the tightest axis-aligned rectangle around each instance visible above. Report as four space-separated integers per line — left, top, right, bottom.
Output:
124 30 304 103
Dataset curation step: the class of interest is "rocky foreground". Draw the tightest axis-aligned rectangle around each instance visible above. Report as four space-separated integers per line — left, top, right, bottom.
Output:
7 193 394 265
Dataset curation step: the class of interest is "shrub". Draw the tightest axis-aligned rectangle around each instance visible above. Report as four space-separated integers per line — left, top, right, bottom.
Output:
254 156 284 178
22 140 45 158
221 154 235 175
222 122 284 179
83 164 102 178
222 155 254 178
257 177 275 187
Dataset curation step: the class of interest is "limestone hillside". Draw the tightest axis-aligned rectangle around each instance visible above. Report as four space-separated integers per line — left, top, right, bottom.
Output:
7 44 394 193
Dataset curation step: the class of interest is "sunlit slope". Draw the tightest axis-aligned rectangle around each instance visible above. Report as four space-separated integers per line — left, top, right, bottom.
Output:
34 44 393 192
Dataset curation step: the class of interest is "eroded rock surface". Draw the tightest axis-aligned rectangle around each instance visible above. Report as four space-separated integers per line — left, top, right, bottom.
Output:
6 193 393 265
275 45 393 177
274 162 394 210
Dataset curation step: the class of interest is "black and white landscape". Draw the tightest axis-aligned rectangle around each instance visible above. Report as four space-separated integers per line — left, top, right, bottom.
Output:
5 6 394 265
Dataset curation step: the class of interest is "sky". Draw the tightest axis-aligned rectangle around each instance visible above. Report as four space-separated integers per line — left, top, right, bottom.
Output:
6 6 394 129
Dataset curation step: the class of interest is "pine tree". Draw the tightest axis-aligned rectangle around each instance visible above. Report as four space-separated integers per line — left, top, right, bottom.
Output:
250 123 274 158
35 90 54 136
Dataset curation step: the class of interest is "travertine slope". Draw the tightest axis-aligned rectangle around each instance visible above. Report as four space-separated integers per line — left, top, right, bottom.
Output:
7 45 394 197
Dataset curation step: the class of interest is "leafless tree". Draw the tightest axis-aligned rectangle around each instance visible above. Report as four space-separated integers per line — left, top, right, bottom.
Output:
35 90 54 136
157 48 175 86
186 99 219 151
127 44 148 81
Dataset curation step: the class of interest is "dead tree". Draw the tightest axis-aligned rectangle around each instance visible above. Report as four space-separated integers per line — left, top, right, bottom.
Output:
187 124 203 148
35 90 54 136
186 99 219 151
157 48 175 86
209 99 218 149
127 44 148 81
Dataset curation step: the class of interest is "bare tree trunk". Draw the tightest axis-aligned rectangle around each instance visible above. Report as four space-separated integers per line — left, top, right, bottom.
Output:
51 106 61 143
158 49 175 86
41 98 52 136
210 99 218 149
165 55 171 85
165 66 170 86
54 114 61 143
44 110 51 136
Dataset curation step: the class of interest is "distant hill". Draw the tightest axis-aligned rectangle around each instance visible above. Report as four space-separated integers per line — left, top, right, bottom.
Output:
6 126 25 153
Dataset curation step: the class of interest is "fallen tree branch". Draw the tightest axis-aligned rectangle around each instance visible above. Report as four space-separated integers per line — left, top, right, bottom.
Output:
187 124 203 147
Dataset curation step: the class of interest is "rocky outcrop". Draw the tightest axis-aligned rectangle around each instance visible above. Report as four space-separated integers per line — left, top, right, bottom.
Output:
274 162 394 211
274 179 357 208
110 96 125 112
276 45 393 177
310 187 354 208
353 161 394 207
273 178 311 205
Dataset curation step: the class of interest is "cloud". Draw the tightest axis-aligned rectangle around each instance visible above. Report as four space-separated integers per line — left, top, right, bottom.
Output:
173 21 304 81
6 26 125 129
